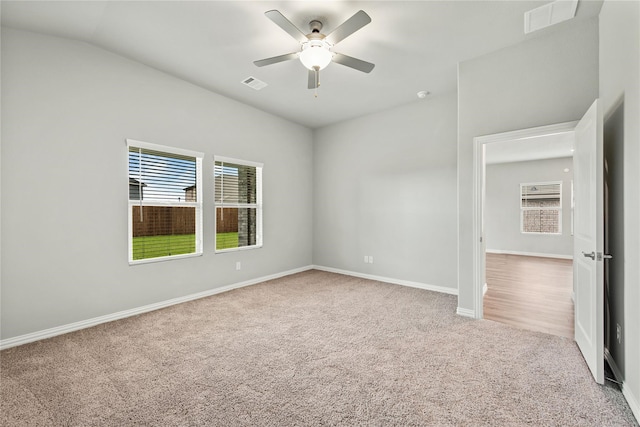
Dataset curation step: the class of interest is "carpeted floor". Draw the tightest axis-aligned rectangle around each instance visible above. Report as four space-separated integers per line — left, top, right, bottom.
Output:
1 270 637 426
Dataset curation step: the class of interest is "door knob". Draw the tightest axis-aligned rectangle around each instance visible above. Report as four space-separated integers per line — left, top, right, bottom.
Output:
582 251 596 260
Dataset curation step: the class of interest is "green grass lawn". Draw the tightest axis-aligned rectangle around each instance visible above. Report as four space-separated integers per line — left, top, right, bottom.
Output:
216 232 239 250
132 232 239 260
132 234 196 260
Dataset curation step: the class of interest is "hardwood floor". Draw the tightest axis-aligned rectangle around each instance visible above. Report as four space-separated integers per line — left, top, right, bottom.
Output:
483 253 574 339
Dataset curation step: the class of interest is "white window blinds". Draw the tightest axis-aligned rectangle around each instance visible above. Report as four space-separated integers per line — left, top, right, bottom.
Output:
214 156 263 251
127 139 203 263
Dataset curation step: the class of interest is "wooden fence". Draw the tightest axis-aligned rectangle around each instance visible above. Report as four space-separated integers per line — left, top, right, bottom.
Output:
132 206 195 237
131 206 239 237
216 208 238 233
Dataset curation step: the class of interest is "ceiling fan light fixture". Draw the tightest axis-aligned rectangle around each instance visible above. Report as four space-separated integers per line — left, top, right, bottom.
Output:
299 40 333 70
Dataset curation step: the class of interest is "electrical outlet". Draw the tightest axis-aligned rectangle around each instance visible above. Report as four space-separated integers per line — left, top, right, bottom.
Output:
236 261 241 271
369 256 374 264
364 255 368 263
616 323 622 344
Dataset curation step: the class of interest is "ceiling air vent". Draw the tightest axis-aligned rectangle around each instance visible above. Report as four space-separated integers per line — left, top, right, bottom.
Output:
524 0 578 34
241 76 267 91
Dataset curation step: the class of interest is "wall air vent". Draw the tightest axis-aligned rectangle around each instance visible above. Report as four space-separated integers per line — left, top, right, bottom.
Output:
524 0 578 34
241 76 267 91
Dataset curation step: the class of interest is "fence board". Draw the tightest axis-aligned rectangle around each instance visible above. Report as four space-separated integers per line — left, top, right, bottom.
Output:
132 206 195 237
216 208 238 233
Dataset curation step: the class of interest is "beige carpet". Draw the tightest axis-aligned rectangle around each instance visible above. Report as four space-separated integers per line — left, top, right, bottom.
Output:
1 270 637 426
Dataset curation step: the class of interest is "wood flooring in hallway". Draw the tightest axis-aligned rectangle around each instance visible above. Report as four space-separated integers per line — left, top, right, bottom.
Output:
483 253 574 339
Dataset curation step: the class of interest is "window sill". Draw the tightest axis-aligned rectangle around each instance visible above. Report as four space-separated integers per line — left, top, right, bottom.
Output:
129 252 203 266
215 244 263 254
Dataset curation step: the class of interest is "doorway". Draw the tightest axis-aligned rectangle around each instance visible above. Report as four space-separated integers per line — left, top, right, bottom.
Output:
481 140 576 338
471 121 578 332
472 100 606 384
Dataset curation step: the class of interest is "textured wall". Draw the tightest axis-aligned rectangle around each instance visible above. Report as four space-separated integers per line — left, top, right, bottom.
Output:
313 92 458 291
1 28 314 339
599 0 640 417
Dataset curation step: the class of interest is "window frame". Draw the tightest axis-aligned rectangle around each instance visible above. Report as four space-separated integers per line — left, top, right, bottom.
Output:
214 155 263 253
127 139 204 265
520 181 562 235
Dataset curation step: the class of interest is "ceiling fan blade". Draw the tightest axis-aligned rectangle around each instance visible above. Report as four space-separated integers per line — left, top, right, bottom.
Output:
254 52 298 67
332 53 375 73
325 10 371 45
265 10 308 44
308 69 319 89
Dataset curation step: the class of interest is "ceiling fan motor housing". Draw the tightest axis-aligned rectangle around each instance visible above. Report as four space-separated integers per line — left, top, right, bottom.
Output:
309 20 323 34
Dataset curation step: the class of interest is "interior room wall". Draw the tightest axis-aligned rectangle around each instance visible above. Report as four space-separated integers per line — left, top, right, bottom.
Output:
313 92 458 292
457 17 599 312
0 28 314 341
599 0 640 417
485 157 573 258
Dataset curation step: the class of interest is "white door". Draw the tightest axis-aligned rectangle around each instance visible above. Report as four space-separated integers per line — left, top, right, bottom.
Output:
573 99 604 384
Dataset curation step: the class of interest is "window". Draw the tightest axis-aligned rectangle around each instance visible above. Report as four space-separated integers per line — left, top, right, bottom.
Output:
214 156 263 252
520 182 562 234
127 139 203 264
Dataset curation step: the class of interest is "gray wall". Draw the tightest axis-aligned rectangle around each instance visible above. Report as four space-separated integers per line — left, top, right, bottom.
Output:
457 17 599 311
485 157 573 257
313 92 458 291
0 28 314 340
599 0 640 414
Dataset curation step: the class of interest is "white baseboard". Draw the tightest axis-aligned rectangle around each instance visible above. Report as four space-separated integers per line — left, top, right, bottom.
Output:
0 265 314 350
456 307 476 318
312 265 458 296
486 249 573 260
622 384 640 424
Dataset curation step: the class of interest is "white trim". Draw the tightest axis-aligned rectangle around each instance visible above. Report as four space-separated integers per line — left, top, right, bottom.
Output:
473 121 578 321
474 122 578 145
131 200 200 208
520 180 563 235
622 384 640 424
312 265 458 296
486 249 573 260
456 307 476 318
215 244 263 254
214 158 263 252
128 252 203 266
0 265 314 350
126 138 204 159
214 155 263 169
127 141 204 264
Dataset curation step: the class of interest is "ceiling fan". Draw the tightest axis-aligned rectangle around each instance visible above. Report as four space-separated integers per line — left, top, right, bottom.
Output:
254 10 375 90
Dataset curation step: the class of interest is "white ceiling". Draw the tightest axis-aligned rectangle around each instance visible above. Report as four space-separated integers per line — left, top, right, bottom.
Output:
485 131 575 164
1 1 603 129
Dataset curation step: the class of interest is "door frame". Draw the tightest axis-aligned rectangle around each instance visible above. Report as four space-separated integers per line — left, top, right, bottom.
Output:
472 121 579 319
